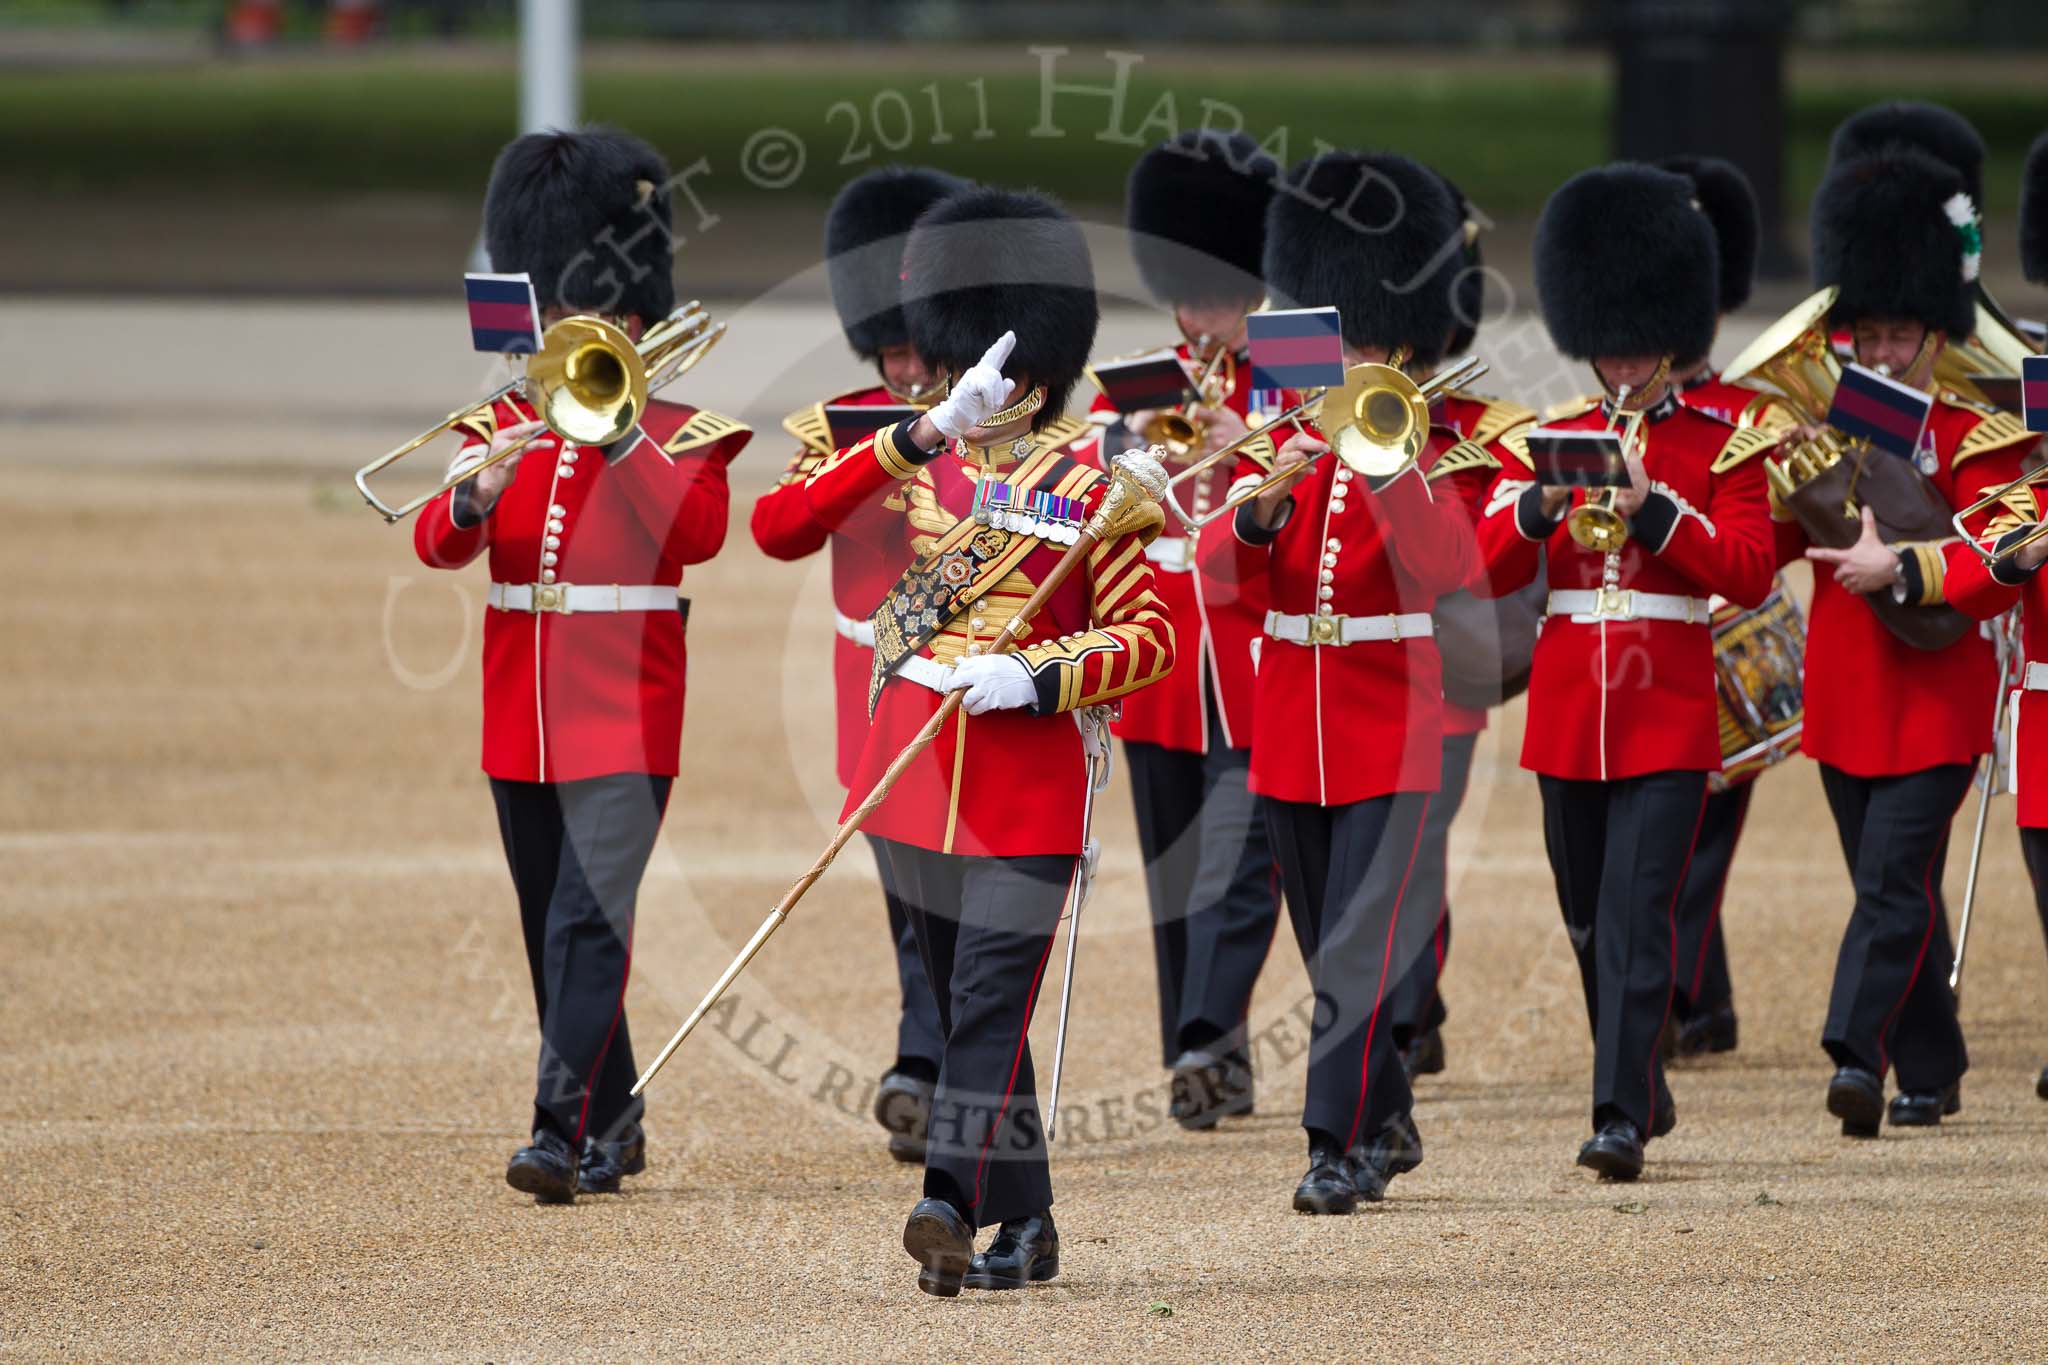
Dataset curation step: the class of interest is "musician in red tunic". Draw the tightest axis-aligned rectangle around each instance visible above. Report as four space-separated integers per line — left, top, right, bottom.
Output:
1793 142 2037 1134
412 129 752 1203
804 190 1173 1295
1209 152 1493 1213
1475 164 1776 1181
750 165 964 1162
1086 131 1281 1129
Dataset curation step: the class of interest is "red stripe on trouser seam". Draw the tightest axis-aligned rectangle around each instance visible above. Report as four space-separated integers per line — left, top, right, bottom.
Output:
1645 786 1709 1138
1689 794 1750 1000
969 868 1071 1214
1874 787 1967 1076
1344 796 1430 1152
572 925 634 1146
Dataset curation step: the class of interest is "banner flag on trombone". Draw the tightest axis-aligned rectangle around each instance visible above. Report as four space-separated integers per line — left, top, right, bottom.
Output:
464 272 542 355
1827 362 1933 459
2021 354 2048 434
1247 307 1346 391
1085 350 1197 414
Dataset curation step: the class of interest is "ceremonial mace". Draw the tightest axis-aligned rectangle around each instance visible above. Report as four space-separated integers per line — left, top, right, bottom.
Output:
632 450 1170 1096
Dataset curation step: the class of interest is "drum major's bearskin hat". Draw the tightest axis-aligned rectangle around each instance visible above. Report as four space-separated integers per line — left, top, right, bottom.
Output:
1534 163 1719 364
1656 155 1760 316
1263 151 1463 367
1827 101 1985 211
1126 131 1278 307
902 188 1099 431
825 165 971 360
483 126 675 325
2021 132 2048 285
1433 168 1484 357
1812 145 1978 338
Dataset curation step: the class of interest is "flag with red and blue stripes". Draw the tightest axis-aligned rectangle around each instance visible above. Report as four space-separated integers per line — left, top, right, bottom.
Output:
2022 354 2048 434
465 272 541 355
1247 307 1346 392
1828 363 1933 459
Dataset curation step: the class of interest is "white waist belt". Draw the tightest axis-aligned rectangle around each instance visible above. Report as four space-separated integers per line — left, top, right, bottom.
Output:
2023 661 2048 691
1547 589 1711 624
489 582 675 615
895 654 955 693
835 611 877 648
1265 610 1434 646
1145 537 1196 574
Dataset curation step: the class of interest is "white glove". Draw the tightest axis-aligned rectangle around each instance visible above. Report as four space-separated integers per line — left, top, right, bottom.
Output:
947 653 1037 715
925 331 1019 439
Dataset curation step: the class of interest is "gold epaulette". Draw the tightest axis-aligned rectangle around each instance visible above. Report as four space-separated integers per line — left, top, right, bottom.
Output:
1984 483 2041 537
1543 393 1601 421
1938 388 2001 417
662 406 752 457
780 402 832 455
453 402 497 446
1496 424 1533 473
1452 391 1538 448
1738 391 1799 435
1035 414 1098 455
1950 405 2038 469
1710 426 1779 474
1238 427 1279 474
1427 438 1502 483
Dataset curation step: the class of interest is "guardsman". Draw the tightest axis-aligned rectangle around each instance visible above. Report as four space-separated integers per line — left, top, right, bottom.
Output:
1655 154 1799 1060
1475 164 1776 1181
750 165 964 1163
802 188 1174 1295
413 128 753 1203
1209 151 1492 1214
1794 142 2036 1135
1388 168 1542 1080
1090 130 1282 1129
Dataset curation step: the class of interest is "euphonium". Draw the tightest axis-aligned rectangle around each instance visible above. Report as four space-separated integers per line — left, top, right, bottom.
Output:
1933 288 2041 412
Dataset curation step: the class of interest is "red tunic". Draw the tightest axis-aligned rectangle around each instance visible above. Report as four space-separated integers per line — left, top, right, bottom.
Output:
414 396 752 782
1204 424 1487 806
1431 389 1538 736
1778 393 2033 777
749 385 908 788
804 417 1175 857
1948 484 2048 826
1087 343 1270 753
1475 395 1777 782
1677 371 1796 433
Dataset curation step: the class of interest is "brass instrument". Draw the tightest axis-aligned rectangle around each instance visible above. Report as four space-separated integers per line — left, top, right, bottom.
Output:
354 302 725 523
1163 354 1487 530
1722 286 1859 509
1565 373 1657 554
1951 463 2048 566
1933 287 2042 412
1141 339 1233 455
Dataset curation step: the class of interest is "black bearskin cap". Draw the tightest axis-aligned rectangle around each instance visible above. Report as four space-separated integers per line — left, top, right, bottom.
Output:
1812 145 1977 338
1263 151 1463 368
1534 163 1719 363
1126 131 1278 307
825 165 972 359
483 126 675 326
902 188 1098 430
1657 155 1759 316
1828 101 1985 210
2021 132 2048 285
1434 169 1484 357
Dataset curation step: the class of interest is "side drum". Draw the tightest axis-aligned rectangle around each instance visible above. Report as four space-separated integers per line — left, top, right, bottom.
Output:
1710 575 1807 793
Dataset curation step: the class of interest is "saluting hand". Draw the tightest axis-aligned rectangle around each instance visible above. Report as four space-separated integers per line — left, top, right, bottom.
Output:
920 331 1020 443
1806 506 1900 594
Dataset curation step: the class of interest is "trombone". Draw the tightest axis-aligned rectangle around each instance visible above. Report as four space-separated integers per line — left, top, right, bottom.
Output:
1951 464 2048 566
1162 354 1486 530
1141 338 1233 456
354 302 725 523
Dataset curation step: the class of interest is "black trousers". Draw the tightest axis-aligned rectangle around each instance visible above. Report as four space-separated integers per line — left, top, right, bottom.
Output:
1265 793 1429 1149
1125 717 1281 1068
2018 827 2048 962
490 773 671 1150
879 839 1074 1229
1818 763 1972 1092
1389 731 1479 1048
1671 783 1753 1018
863 833 944 1075
1539 770 1707 1136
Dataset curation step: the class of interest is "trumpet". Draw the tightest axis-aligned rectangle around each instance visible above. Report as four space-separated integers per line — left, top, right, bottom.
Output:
1141 339 1233 456
1951 463 2048 566
1163 354 1486 530
1567 374 1656 553
354 302 725 523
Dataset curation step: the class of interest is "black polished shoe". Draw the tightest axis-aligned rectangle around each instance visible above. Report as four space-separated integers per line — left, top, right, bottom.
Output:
874 1070 936 1164
963 1212 1058 1290
1349 1112 1423 1187
902 1197 974 1298
1403 1027 1446 1078
1650 1099 1677 1141
506 1130 578 1205
1827 1066 1885 1139
1887 1083 1959 1127
2037 1065 2048 1101
1674 1004 1739 1059
1292 1146 1358 1215
578 1125 646 1194
1169 1049 1254 1131
1577 1121 1645 1182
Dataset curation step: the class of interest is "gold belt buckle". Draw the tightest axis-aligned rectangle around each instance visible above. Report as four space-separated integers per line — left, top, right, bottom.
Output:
1594 587 1632 618
1307 614 1344 646
532 582 570 614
